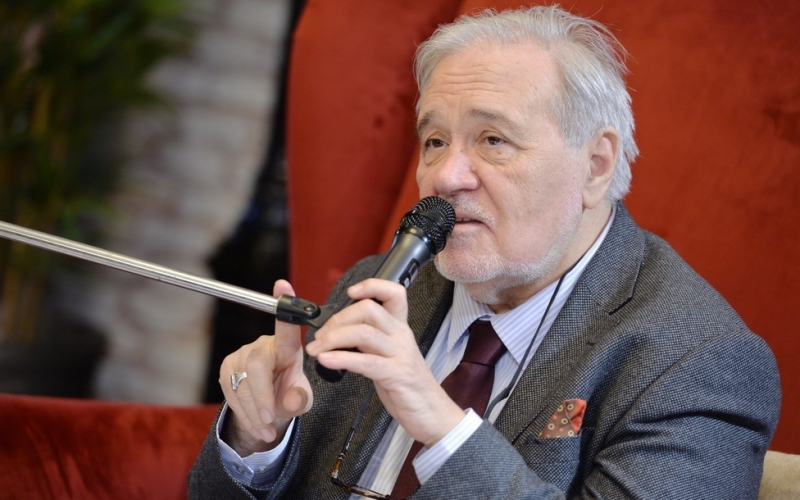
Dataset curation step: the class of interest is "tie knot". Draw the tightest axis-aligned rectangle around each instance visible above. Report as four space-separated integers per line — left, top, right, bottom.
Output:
463 320 507 366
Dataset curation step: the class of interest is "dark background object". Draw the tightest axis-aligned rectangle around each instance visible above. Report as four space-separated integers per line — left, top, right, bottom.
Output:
202 0 306 403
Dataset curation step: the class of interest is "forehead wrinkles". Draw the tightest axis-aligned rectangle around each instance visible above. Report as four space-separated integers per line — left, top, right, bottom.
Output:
417 71 520 137
432 56 520 87
421 58 520 107
417 44 560 130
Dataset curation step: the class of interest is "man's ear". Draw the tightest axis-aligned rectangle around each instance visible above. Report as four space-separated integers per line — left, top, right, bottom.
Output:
583 128 619 209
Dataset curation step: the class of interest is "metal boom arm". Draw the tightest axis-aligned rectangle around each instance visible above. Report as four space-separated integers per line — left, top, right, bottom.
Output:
0 220 327 326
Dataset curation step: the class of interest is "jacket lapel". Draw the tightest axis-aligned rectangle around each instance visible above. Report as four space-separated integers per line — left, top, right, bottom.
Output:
495 204 646 443
494 281 609 442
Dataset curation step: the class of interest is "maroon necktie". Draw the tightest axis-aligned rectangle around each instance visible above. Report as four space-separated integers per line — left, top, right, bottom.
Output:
391 320 507 498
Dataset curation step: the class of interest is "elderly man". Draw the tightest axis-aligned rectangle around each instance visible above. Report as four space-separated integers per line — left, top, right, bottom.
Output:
190 6 780 499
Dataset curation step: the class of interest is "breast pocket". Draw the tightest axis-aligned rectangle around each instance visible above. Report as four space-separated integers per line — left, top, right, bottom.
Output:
515 427 594 491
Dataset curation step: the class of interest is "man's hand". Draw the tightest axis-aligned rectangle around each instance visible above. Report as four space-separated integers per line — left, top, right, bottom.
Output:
219 279 313 456
305 278 464 448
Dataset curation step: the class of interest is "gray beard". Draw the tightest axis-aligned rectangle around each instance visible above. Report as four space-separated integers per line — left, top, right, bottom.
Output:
434 205 582 306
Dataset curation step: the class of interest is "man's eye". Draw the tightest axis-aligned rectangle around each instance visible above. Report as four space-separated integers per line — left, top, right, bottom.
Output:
486 136 505 146
425 138 446 149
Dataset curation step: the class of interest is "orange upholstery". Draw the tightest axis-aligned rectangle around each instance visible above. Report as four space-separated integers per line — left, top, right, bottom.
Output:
286 0 800 454
286 0 461 305
0 393 217 500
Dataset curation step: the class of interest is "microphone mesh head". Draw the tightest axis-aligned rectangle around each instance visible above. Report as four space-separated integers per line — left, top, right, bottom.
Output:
400 197 455 254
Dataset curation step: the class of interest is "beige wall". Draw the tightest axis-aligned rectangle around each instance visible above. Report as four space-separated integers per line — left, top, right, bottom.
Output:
70 0 292 404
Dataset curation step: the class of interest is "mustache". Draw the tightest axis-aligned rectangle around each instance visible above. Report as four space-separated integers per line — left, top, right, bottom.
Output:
445 195 495 228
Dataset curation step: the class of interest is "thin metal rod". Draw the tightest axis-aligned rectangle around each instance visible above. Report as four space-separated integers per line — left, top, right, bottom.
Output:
0 220 279 314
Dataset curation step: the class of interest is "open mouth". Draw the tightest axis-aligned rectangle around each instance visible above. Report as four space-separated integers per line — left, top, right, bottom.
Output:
451 202 493 230
454 215 484 225
452 217 486 233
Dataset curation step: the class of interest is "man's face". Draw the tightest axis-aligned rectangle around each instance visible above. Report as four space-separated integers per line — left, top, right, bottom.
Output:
415 41 590 308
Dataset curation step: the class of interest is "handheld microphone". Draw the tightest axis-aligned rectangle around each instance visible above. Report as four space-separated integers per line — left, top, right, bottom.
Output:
315 196 456 382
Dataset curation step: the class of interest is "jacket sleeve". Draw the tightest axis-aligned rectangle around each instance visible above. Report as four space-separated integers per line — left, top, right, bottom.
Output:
187 256 385 500
187 408 304 500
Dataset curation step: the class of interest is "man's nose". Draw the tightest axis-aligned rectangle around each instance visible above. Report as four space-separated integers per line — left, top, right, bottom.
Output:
426 147 480 196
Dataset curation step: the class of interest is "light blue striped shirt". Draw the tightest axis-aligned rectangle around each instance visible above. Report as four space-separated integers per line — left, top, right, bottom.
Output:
219 207 615 493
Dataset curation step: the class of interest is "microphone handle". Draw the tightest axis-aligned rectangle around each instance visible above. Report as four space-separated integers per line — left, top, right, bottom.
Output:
314 229 436 382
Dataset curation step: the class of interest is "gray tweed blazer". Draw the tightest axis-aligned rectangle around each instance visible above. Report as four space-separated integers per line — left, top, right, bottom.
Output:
189 204 781 499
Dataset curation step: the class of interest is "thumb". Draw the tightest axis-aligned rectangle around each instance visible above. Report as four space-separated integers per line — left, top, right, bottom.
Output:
280 385 312 416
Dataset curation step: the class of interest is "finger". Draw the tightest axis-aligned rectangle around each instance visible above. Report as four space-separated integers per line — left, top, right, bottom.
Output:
308 299 405 356
316 347 400 383
259 279 308 420
239 280 300 431
219 356 264 442
347 278 409 321
232 381 277 442
311 322 395 357
281 384 312 415
224 336 282 442
243 339 279 431
273 279 303 353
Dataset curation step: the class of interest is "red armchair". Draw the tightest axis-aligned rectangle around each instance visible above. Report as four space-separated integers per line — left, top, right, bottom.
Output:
286 0 800 453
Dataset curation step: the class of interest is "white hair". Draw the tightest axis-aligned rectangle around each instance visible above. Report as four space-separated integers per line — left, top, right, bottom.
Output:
414 5 639 201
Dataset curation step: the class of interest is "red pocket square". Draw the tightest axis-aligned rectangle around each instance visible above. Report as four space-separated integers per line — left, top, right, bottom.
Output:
539 399 587 438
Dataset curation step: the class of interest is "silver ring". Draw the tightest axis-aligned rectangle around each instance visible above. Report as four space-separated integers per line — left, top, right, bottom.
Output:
231 371 247 391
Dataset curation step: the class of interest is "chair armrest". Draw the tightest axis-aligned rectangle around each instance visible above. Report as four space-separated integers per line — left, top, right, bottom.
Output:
0 393 218 500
